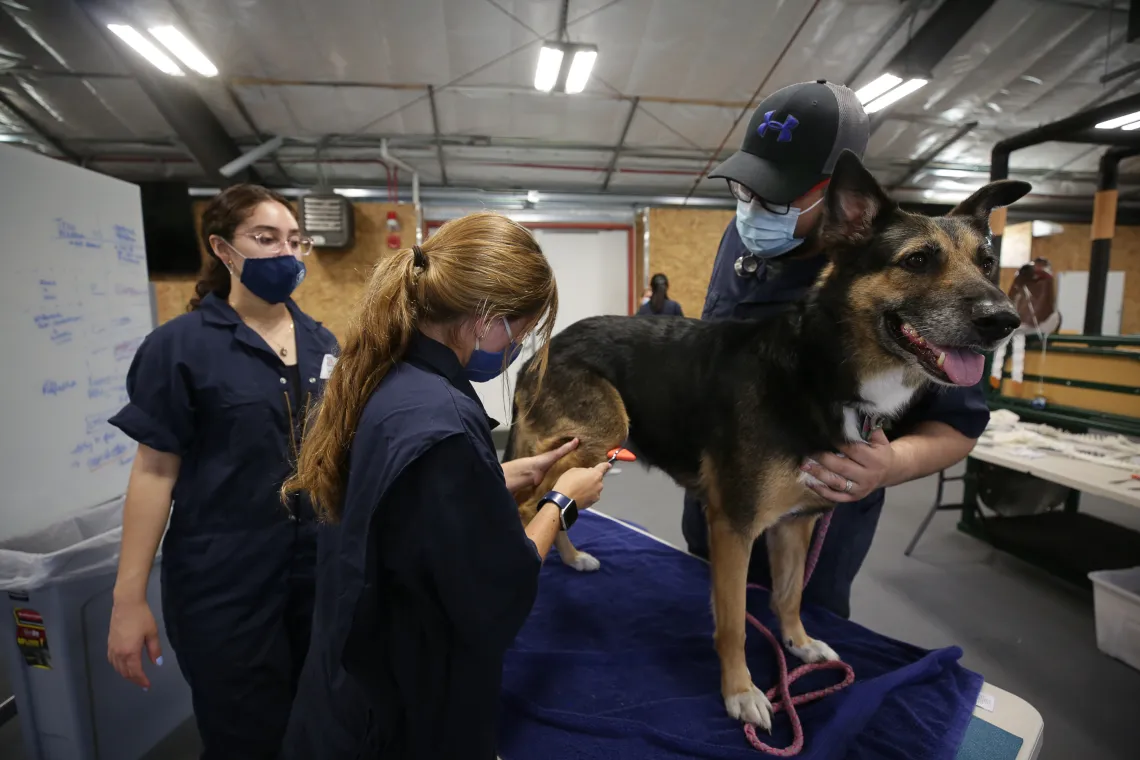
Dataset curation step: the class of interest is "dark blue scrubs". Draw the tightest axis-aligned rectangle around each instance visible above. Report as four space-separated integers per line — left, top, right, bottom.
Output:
282 333 542 760
681 222 990 618
636 298 684 316
109 292 338 759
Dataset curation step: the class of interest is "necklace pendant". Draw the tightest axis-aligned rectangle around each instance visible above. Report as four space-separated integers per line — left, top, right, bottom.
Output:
280 347 288 357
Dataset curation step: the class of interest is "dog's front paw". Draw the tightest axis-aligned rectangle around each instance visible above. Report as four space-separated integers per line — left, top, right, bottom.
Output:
563 551 601 572
786 637 839 663
724 685 772 731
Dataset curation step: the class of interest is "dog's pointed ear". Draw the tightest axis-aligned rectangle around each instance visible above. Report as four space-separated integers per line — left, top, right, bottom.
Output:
821 150 895 243
950 180 1031 230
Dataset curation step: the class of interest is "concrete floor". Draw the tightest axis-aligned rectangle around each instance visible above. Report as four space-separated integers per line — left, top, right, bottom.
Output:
4 463 1140 759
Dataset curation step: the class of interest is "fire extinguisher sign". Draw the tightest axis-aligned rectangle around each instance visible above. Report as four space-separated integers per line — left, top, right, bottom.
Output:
14 608 52 669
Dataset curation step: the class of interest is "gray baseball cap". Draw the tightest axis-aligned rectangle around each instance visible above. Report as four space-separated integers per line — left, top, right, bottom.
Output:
709 80 870 205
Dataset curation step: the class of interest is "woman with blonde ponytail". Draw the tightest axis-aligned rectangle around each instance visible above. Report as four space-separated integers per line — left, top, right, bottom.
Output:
281 212 610 759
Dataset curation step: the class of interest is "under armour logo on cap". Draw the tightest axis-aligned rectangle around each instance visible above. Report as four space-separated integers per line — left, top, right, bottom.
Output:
757 111 798 142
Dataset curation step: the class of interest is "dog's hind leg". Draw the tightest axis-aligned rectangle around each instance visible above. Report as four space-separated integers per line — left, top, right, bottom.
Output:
512 369 628 572
766 514 839 663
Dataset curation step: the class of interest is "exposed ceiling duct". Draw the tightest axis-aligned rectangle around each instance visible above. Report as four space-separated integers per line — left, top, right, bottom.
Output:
0 0 1137 204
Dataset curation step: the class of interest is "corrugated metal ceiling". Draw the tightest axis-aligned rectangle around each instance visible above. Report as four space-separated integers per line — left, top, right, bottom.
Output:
1 0 1139 205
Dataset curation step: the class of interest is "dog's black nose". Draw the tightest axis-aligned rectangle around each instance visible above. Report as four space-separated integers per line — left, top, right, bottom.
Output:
972 303 1021 342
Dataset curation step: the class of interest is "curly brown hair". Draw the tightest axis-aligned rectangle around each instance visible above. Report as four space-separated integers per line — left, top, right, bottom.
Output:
189 184 294 310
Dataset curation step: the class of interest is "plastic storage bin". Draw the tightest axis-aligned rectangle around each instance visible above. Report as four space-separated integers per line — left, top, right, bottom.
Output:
1088 566 1140 672
0 497 192 760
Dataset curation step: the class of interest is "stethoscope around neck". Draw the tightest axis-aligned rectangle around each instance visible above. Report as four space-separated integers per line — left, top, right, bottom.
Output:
734 253 762 278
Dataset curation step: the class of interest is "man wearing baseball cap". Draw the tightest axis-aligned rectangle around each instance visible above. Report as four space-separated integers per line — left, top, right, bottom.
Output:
681 80 991 619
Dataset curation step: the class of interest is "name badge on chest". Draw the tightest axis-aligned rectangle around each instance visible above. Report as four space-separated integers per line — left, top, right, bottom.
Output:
320 354 338 380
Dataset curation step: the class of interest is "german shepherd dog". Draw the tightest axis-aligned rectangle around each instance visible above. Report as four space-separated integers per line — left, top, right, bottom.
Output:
504 151 1028 729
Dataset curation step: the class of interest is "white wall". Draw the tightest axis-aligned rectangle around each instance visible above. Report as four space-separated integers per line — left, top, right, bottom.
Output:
1056 271 1125 335
474 228 630 424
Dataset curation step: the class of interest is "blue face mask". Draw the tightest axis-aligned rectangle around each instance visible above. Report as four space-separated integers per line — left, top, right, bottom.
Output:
735 196 823 259
465 317 523 383
227 243 306 304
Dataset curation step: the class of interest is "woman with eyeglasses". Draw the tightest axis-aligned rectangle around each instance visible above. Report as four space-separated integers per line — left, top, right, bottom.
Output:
106 184 338 758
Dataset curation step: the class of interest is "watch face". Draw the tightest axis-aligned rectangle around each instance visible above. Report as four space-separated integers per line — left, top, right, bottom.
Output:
560 501 578 530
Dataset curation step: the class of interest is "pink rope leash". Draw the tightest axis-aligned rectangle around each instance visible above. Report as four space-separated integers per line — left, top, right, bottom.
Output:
741 511 855 756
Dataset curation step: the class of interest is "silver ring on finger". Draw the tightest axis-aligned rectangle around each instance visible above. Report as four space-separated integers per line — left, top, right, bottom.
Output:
843 478 853 493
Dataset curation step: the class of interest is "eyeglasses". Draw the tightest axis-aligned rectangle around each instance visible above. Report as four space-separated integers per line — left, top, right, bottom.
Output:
234 231 314 256
728 180 791 215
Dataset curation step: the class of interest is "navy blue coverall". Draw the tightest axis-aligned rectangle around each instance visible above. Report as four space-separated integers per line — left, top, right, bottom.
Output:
681 222 990 619
636 298 684 317
110 292 338 758
282 333 542 760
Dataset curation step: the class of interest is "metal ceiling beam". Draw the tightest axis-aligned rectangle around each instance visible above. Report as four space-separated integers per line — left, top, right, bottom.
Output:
885 0 998 79
0 88 79 160
222 89 293 182
75 0 260 184
991 92 1140 180
2 67 129 80
846 0 925 87
601 97 638 192
163 0 292 184
685 0 824 200
427 84 448 186
1060 130 1140 146
70 136 1140 186
1099 60 1140 84
889 120 978 190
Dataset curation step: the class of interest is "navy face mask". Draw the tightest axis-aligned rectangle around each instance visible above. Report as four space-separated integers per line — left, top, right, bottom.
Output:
465 317 522 383
226 242 306 304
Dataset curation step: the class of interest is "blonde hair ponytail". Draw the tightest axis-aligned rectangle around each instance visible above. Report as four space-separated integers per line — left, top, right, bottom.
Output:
284 212 557 522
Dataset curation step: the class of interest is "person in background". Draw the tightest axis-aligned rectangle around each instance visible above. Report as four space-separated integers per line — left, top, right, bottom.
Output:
106 184 338 759
683 80 991 619
280 212 610 759
637 272 684 317
989 256 1059 391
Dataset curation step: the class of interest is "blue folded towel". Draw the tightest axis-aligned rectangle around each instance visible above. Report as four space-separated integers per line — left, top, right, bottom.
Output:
955 717 1024 760
500 512 983 759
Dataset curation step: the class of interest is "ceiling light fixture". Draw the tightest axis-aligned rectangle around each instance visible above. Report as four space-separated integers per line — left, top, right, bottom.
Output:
564 48 597 94
855 74 902 105
533 41 598 94
863 78 928 114
149 26 218 77
1094 111 1140 129
534 45 564 92
106 24 183 76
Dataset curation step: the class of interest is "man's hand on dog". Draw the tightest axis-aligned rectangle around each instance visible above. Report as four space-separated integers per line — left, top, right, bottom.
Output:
801 429 894 503
502 438 581 493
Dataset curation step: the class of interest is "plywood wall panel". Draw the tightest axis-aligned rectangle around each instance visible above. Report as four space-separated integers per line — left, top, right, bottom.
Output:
1031 224 1140 335
646 208 734 318
153 200 417 342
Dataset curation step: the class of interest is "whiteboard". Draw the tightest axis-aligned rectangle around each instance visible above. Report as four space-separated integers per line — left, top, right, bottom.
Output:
0 145 152 541
1056 270 1125 336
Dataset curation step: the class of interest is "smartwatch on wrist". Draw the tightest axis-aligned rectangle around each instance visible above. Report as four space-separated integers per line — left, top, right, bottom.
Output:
538 490 578 531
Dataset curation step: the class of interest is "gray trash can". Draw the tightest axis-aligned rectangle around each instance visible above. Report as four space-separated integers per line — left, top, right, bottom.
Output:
0 497 192 760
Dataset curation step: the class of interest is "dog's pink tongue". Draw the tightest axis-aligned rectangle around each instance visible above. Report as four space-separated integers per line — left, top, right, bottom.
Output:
929 342 985 386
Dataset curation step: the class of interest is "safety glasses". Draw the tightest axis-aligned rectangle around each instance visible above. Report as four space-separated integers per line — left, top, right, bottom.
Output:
234 231 314 257
728 181 792 215
728 179 831 216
